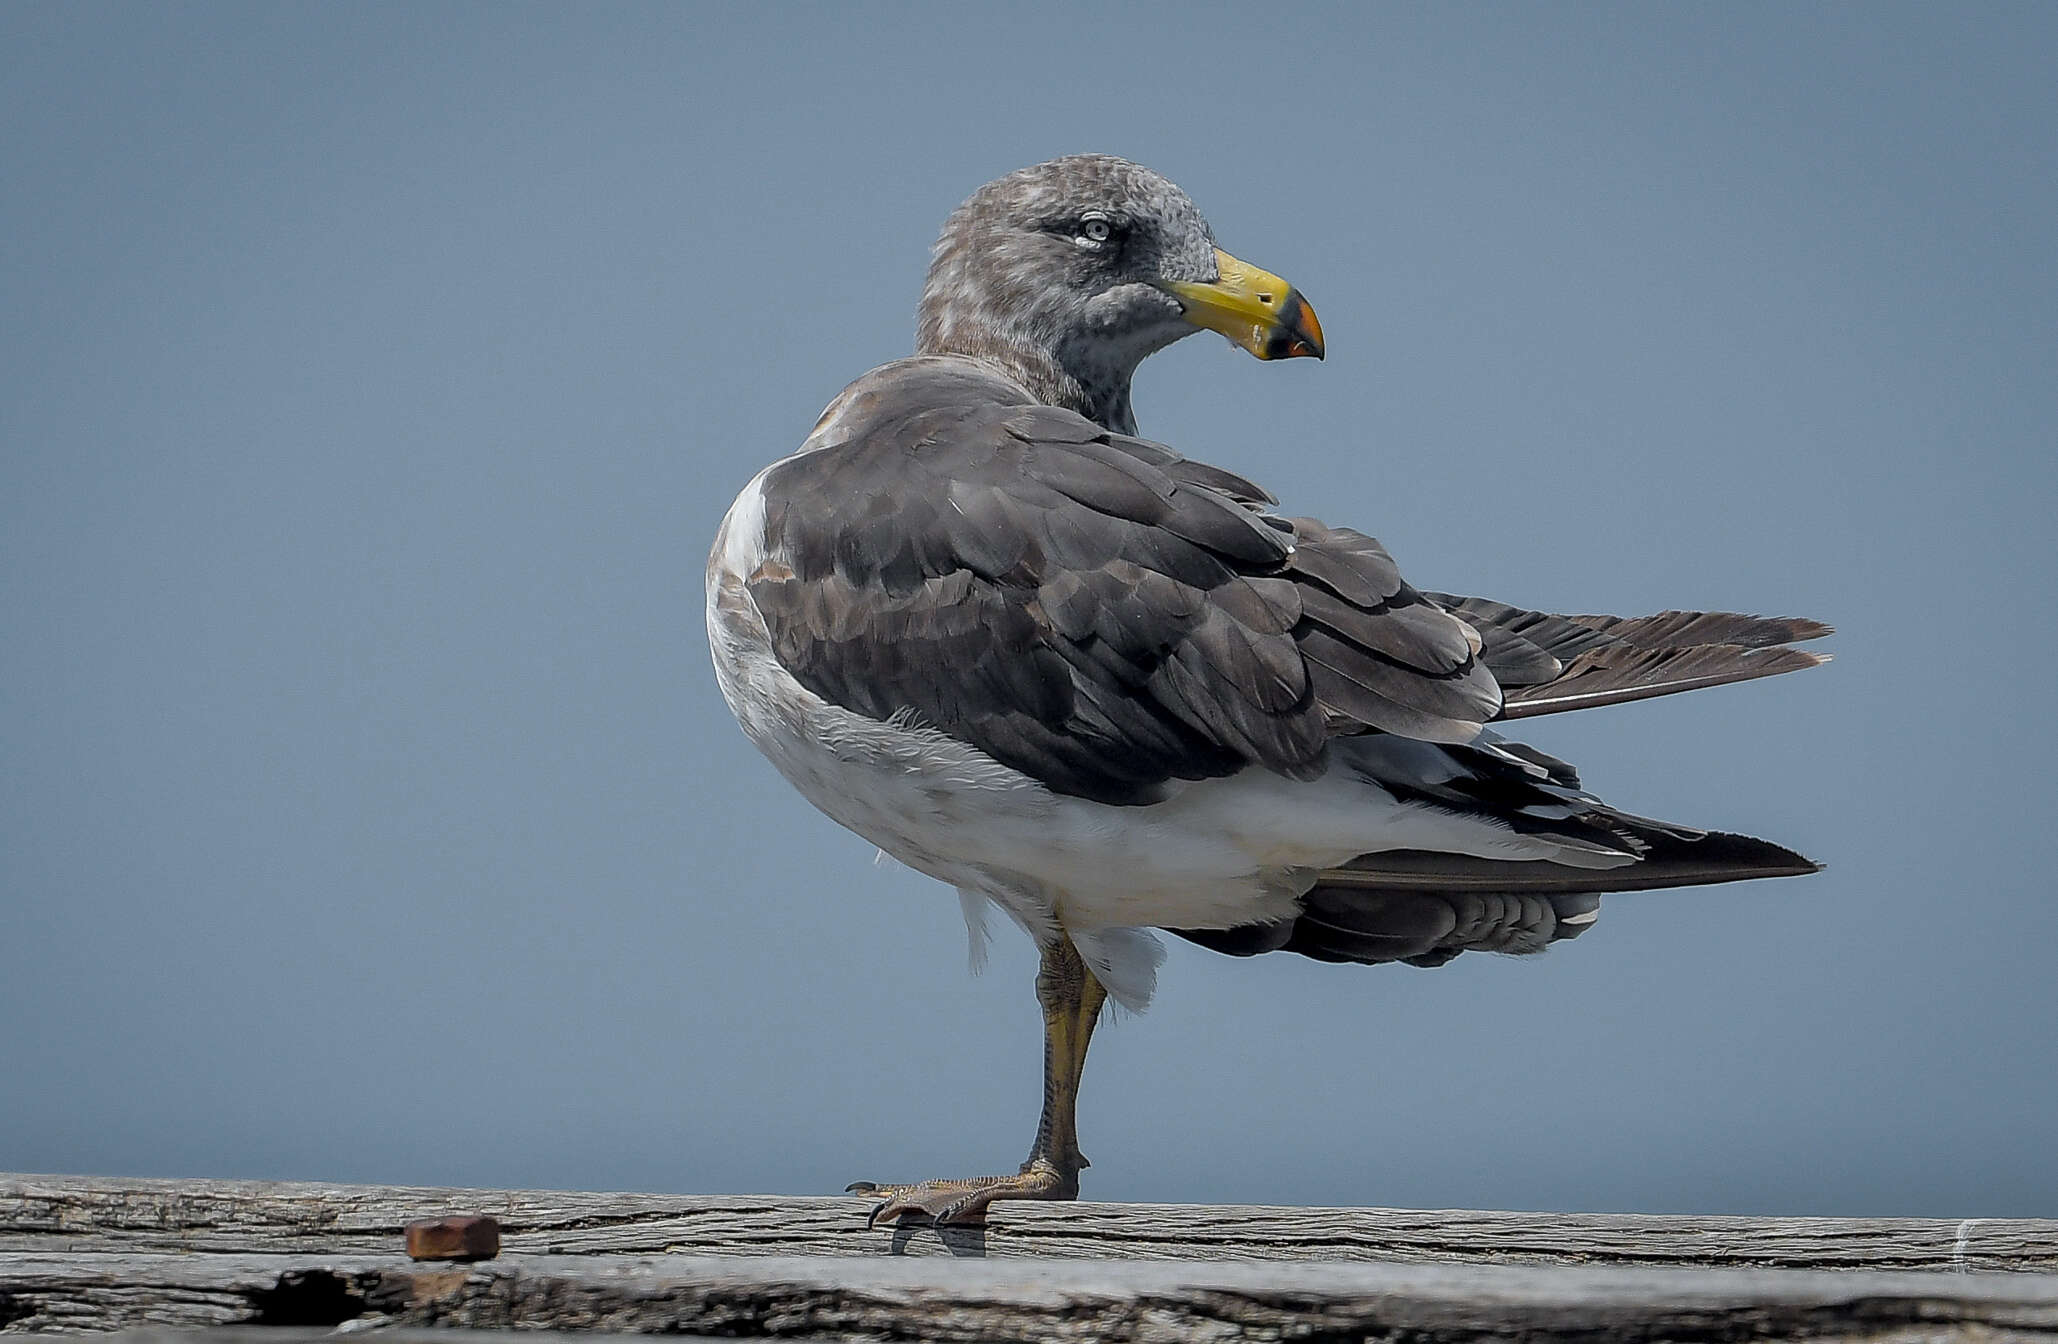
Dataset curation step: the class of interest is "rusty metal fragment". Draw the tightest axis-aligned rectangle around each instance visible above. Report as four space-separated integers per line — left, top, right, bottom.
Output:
404 1214 501 1261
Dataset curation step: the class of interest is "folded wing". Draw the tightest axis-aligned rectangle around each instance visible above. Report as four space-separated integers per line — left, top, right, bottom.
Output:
747 359 1504 804
747 358 1828 813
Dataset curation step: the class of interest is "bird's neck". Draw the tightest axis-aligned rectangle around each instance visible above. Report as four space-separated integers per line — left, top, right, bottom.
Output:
918 332 1139 435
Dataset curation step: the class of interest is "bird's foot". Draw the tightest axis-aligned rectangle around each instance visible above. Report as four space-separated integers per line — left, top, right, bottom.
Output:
847 1157 1077 1226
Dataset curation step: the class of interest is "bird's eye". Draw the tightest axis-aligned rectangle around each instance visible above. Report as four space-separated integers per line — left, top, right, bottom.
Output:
1076 215 1113 246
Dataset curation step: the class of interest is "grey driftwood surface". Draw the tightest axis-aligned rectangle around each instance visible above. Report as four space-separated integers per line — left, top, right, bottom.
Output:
6 1174 2058 1338
6 1173 2055 1270
9 1252 2058 1340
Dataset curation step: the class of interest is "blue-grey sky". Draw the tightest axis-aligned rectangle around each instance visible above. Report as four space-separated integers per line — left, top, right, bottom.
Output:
4 2 2054 1218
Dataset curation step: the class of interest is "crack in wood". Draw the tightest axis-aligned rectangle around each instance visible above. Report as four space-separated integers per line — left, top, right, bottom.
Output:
245 1270 367 1327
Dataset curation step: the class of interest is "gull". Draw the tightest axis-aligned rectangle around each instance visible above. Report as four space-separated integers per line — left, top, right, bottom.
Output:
707 155 1827 1224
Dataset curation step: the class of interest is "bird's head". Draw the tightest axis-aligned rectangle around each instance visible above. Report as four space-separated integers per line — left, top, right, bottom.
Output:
916 155 1323 432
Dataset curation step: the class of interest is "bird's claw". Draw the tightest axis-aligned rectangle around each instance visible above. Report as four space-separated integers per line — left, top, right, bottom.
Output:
847 1164 1069 1227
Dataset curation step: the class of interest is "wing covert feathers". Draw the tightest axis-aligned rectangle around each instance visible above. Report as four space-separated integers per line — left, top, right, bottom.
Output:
750 359 1505 802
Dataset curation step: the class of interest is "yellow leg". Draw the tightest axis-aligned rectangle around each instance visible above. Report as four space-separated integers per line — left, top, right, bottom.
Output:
849 938 1108 1225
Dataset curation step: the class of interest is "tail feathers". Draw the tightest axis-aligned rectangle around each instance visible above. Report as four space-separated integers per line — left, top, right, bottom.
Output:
1426 593 1831 718
1498 643 1830 719
1167 828 1818 969
1562 608 1833 651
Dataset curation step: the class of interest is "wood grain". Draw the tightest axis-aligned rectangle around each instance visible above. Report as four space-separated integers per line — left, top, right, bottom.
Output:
5 1173 2054 1271
8 1174 2057 1339
8 1252 2058 1340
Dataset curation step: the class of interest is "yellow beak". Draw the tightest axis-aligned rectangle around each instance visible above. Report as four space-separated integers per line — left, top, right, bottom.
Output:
1162 248 1325 360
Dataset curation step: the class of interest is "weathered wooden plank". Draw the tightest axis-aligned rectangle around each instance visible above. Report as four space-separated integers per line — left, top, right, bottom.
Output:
95 1334 847 1344
94 1334 850 1344
98 1333 843 1341
5 1173 2054 1271
5 1252 2058 1340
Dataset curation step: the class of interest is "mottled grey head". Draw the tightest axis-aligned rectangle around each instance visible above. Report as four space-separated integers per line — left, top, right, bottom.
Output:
917 155 1323 433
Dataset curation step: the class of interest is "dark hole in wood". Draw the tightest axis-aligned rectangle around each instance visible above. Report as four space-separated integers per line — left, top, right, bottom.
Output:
249 1269 366 1327
0 1292 31 1330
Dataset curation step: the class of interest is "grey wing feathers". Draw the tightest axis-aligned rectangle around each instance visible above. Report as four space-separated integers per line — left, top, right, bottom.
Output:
1430 593 1831 719
751 360 1827 805
1286 521 1502 742
748 360 1505 803
753 403 1309 804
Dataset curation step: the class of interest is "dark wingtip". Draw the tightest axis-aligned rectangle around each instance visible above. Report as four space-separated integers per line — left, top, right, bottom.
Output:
1698 829 1824 881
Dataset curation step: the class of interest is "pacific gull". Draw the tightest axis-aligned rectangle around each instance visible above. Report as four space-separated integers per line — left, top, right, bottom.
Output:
707 154 1828 1224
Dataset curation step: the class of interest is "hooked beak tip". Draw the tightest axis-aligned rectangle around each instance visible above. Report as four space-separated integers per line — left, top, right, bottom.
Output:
1166 248 1325 362
1260 291 1324 361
